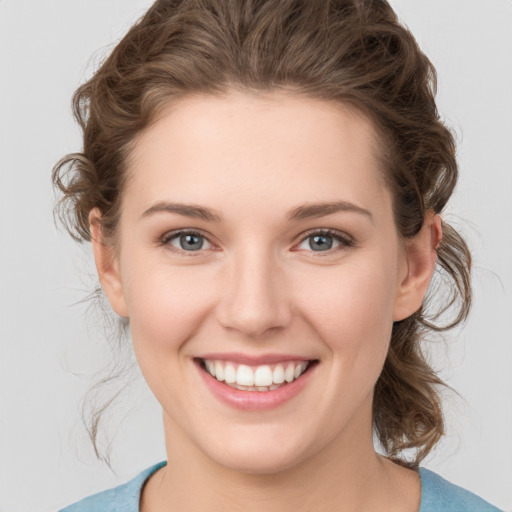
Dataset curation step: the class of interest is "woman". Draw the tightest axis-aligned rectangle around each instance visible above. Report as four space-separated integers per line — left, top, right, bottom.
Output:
53 0 502 510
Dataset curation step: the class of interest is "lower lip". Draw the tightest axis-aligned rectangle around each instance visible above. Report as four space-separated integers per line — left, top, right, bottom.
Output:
195 360 317 411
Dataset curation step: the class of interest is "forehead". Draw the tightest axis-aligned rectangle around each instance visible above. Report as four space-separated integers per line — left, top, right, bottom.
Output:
124 90 390 220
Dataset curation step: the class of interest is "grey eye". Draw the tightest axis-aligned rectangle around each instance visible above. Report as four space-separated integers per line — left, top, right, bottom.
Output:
180 234 203 250
308 234 334 251
296 231 351 253
169 233 210 251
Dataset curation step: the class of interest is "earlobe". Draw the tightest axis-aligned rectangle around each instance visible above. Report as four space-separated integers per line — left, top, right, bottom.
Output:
392 212 442 322
89 209 129 318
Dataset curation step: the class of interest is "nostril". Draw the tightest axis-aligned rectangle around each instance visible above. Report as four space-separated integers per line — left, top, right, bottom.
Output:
215 264 293 337
216 299 293 338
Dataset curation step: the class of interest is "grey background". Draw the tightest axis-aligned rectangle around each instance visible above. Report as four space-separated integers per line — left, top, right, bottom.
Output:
1 1 511 510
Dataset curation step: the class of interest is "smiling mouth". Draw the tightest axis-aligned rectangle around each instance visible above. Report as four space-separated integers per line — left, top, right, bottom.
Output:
197 358 318 392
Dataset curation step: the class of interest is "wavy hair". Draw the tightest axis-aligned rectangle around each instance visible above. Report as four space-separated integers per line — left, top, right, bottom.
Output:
53 0 471 467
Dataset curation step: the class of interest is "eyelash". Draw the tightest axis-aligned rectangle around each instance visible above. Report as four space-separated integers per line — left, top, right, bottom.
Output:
159 228 354 255
295 228 355 255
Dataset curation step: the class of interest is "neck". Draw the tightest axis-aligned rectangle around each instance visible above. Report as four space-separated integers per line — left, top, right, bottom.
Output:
141 404 420 512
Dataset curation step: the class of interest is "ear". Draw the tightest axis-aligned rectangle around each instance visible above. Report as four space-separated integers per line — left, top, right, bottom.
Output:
392 211 442 322
89 208 128 318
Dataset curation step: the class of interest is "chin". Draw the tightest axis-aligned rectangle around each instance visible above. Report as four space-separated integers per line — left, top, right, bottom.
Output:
201 429 314 475
214 449 304 475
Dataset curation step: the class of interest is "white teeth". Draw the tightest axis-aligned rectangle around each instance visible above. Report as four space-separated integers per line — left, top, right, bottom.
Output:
273 364 285 384
224 363 236 384
206 361 216 377
294 362 307 379
284 363 295 383
204 359 311 390
215 361 224 381
236 365 255 386
254 365 273 387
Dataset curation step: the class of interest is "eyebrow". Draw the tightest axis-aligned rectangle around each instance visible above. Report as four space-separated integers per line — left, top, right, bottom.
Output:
287 201 373 223
140 200 373 223
141 202 222 222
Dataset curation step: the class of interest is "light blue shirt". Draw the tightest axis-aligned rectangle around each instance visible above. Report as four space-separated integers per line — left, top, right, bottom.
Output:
60 461 502 511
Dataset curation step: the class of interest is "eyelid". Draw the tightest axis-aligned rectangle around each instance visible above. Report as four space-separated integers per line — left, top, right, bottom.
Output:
158 227 354 255
294 228 355 253
160 229 216 253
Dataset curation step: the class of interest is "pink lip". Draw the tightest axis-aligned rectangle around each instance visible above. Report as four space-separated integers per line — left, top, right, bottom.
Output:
196 352 312 365
195 359 318 411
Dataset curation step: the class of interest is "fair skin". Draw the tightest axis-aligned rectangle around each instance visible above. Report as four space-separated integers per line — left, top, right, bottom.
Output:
91 90 441 512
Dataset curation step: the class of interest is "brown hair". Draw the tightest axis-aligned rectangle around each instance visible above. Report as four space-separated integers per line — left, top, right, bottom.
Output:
53 0 471 467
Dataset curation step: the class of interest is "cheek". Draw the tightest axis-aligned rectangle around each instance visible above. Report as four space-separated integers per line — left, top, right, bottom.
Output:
302 257 397 328
120 257 216 363
295 255 400 374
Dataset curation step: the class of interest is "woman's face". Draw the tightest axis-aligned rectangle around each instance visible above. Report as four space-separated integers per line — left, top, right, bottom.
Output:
96 90 427 473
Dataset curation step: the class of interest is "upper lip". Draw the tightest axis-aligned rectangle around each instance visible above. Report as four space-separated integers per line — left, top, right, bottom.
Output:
196 352 316 365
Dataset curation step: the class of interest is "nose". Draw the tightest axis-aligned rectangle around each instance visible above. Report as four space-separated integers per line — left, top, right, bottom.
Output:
216 248 293 338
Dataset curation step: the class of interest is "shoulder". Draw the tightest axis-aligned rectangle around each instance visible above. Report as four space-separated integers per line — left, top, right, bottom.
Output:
419 468 503 512
59 461 166 512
